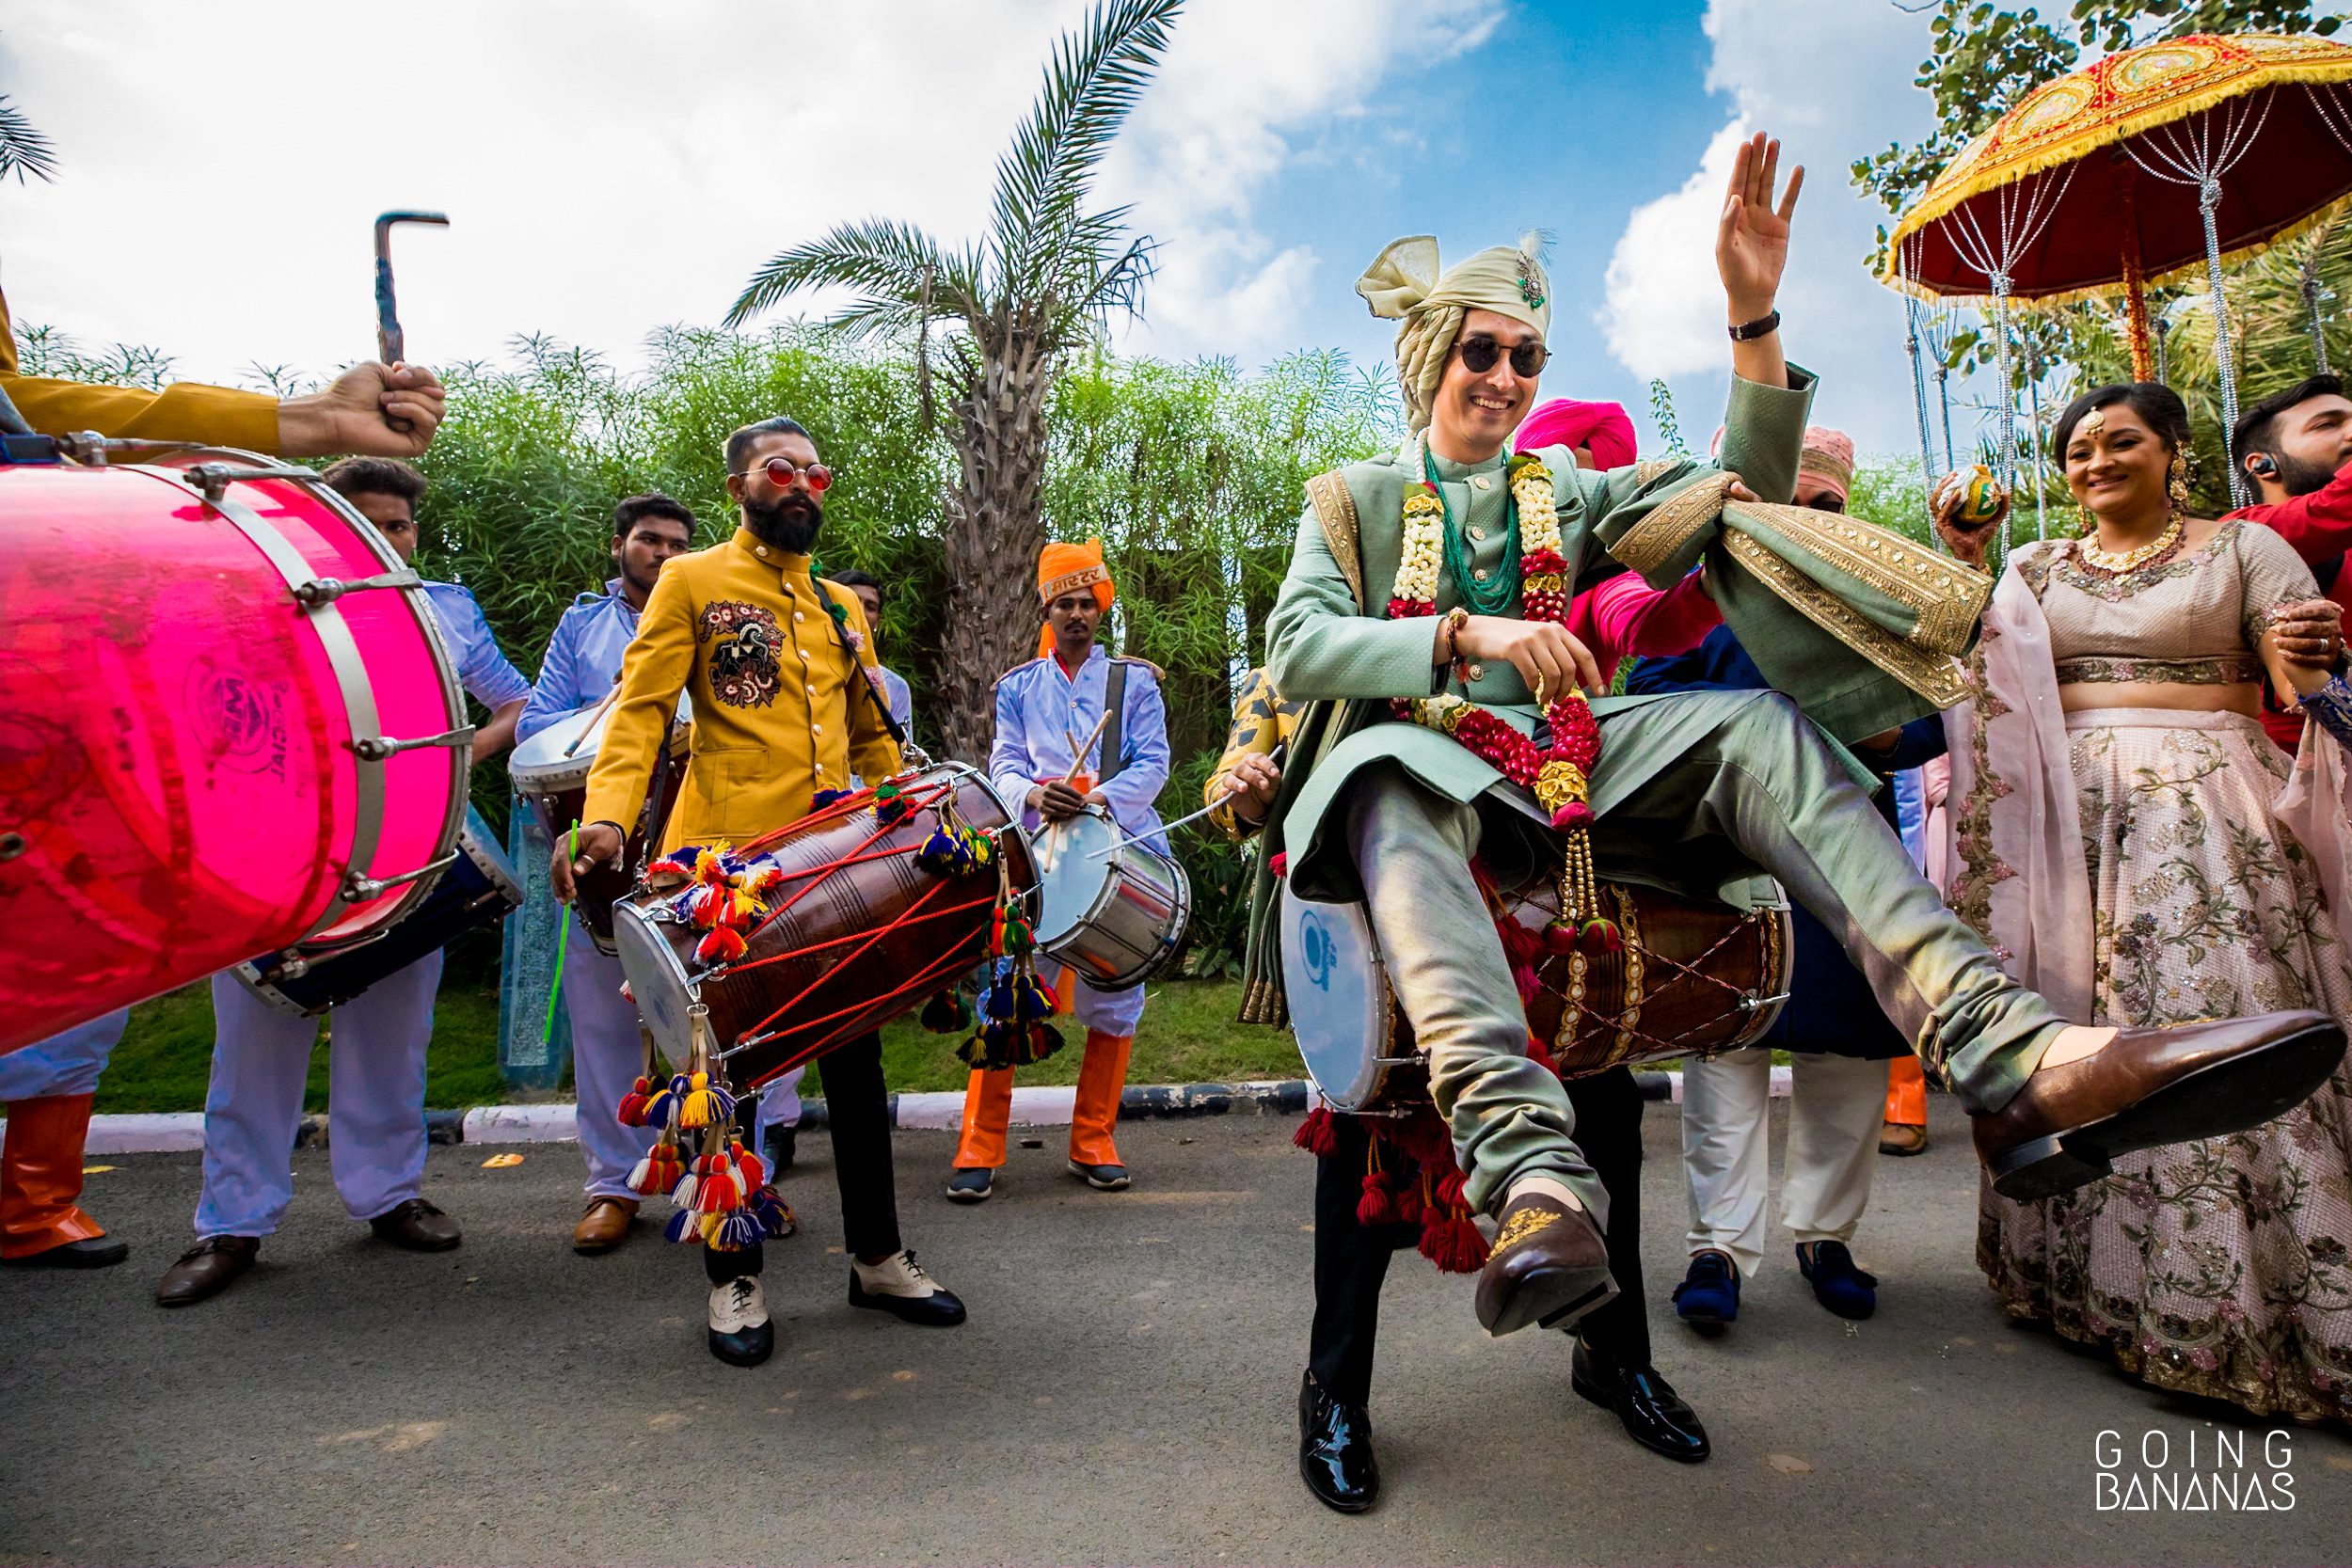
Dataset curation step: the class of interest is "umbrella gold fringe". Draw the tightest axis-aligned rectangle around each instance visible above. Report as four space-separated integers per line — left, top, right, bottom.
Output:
1882 187 2352 309
1882 50 2352 299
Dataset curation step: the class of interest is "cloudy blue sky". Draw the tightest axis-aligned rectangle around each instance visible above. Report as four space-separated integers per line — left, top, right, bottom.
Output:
1 0 1952 455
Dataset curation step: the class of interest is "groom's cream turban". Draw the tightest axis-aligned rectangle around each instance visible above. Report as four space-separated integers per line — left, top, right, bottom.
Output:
1356 233 1553 433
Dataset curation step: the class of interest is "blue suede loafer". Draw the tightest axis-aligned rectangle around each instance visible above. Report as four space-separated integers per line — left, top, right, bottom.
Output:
1797 1240 1879 1320
1672 1249 1740 1326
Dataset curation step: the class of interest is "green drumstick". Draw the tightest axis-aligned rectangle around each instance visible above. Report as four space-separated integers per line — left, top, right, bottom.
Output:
544 820 576 1041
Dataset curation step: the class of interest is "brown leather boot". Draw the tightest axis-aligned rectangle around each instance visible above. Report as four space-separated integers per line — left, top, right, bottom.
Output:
1974 1011 2345 1200
155 1235 259 1307
1473 1185 1618 1337
572 1196 639 1254
1878 1122 1929 1157
0 1093 125 1268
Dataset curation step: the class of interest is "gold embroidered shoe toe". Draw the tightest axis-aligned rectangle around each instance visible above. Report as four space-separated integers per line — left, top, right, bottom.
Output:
1473 1188 1617 1337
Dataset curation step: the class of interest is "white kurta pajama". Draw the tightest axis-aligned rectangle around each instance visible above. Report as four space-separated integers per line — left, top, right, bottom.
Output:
194 582 531 1237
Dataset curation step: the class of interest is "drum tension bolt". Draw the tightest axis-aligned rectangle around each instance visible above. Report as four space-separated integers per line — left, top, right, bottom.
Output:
292 569 421 608
347 726 475 761
184 461 320 502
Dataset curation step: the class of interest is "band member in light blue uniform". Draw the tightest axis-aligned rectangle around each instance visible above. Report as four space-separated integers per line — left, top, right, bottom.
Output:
948 540 1168 1200
517 494 695 1253
155 458 531 1307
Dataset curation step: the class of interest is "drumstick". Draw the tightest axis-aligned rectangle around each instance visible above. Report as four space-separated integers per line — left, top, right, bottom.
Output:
1086 741 1288 860
560 683 625 759
1063 709 1113 784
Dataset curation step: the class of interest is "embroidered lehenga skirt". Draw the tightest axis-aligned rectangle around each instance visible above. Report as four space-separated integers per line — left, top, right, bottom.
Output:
1978 709 2352 1421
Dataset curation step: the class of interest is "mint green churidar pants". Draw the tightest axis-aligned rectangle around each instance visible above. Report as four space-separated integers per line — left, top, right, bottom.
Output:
1344 689 2066 1217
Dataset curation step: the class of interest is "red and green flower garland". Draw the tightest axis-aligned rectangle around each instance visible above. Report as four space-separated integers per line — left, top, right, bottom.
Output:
1389 448 1617 954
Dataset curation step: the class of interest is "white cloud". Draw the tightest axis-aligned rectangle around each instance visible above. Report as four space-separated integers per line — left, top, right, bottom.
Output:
1599 120 1751 381
0 0 1501 388
1595 0 1944 453
1104 0 1505 358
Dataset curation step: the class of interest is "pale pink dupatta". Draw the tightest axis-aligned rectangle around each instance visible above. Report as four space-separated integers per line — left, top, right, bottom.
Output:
1940 557 2095 1021
2272 714 2352 921
1947 552 2352 1019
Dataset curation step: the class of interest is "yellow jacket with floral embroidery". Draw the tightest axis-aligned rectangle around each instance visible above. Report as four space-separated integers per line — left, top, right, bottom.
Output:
582 527 900 848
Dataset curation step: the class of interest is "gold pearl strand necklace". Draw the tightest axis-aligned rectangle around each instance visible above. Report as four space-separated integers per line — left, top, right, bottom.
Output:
2073 407 2185 576
2076 512 2184 574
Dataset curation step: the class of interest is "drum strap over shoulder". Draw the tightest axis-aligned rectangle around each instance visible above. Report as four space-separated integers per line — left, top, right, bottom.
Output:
1306 468 1366 612
1100 657 1128 784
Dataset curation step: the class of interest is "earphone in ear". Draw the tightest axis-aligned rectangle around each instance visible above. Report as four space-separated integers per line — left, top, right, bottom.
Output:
2249 452 2281 480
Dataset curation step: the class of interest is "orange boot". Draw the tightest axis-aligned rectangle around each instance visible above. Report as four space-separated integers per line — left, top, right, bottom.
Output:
1067 1030 1134 1190
947 1068 1015 1202
1 1094 127 1268
1881 1058 1930 1156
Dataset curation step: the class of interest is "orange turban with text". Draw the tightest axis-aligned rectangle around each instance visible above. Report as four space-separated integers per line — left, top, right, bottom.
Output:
1037 537 1115 657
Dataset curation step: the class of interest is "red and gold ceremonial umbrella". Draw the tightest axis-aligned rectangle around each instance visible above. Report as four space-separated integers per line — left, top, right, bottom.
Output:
1883 32 2352 499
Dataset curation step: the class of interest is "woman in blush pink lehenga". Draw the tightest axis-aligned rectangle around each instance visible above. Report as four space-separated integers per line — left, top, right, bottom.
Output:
1941 381 2352 1422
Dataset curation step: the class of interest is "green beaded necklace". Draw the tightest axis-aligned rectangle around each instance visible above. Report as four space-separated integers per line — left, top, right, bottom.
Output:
1422 445 1521 615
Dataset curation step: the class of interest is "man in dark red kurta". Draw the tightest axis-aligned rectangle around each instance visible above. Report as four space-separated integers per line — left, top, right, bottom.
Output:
2227 374 2352 749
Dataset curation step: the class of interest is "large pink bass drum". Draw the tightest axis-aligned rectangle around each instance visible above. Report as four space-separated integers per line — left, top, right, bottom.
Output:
0 448 469 1053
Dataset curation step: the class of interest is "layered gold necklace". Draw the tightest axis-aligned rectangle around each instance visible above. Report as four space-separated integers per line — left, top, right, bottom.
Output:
2077 512 2184 575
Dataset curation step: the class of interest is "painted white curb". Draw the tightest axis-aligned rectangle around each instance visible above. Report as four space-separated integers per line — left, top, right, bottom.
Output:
896 1085 1075 1131
83 1112 206 1155
76 1069 1797 1155
463 1103 581 1144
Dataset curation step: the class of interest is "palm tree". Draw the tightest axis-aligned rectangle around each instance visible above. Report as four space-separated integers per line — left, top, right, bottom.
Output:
727 0 1183 763
0 95 58 184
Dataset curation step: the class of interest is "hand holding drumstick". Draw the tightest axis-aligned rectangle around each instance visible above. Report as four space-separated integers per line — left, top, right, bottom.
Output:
1028 710 1112 823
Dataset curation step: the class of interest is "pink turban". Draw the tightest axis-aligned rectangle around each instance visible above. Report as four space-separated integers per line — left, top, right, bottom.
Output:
1515 399 1637 468
1798 426 1856 500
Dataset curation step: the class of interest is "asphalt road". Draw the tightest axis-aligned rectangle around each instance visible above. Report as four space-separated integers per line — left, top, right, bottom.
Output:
3 1097 2344 1566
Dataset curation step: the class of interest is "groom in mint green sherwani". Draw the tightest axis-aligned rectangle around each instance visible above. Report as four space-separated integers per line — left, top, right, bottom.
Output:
1256 134 2343 1359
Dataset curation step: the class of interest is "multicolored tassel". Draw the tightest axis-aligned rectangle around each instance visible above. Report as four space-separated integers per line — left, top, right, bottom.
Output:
751 1185 796 1239
695 925 748 964
678 1070 735 1131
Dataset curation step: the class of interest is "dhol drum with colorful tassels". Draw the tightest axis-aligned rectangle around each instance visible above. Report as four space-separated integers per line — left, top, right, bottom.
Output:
609 762 1038 1099
1282 874 1794 1115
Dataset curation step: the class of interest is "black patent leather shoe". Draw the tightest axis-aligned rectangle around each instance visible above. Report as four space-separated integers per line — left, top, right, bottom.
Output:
1297 1372 1379 1513
1570 1338 1710 1463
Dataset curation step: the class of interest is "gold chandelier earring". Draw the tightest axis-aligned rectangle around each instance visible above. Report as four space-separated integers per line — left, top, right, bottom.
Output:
2169 449 2192 513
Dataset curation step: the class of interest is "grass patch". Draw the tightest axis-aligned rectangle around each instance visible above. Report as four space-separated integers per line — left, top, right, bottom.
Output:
92 976 1304 1114
96 981 525 1116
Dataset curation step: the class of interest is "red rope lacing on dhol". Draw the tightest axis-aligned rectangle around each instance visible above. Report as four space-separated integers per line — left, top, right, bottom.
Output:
701 776 1002 1070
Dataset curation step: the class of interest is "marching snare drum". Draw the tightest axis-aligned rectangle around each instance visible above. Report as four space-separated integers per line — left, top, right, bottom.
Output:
509 698 691 955
235 805 521 1016
1031 807 1190 992
0 447 469 1053
611 764 1035 1093
1282 877 1792 1114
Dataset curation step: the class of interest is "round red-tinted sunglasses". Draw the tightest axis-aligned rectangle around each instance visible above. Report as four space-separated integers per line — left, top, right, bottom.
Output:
730 456 833 493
